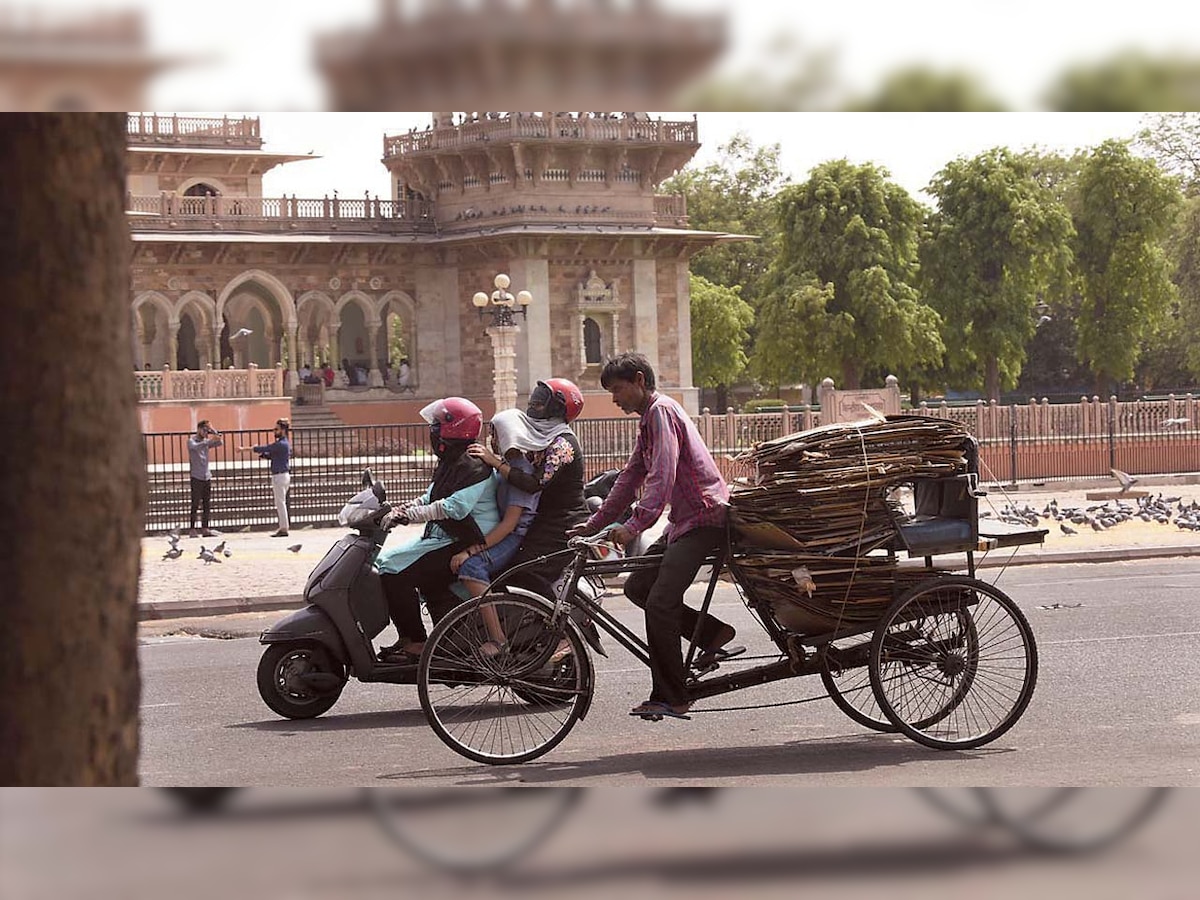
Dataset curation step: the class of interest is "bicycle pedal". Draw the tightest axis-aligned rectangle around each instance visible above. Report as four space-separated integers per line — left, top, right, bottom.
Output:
690 660 720 678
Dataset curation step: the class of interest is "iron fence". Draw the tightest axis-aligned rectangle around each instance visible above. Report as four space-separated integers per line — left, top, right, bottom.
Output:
142 408 1200 534
145 423 435 535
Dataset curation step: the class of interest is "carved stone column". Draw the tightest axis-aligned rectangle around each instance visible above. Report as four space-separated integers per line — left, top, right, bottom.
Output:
198 329 212 369
366 323 383 387
167 321 179 370
486 324 520 412
286 322 298 389
329 323 342 383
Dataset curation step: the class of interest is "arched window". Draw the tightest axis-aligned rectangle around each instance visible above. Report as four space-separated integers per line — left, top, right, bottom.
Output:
583 317 602 365
184 183 220 197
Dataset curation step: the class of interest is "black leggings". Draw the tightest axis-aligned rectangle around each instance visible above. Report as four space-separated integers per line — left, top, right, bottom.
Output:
379 544 462 643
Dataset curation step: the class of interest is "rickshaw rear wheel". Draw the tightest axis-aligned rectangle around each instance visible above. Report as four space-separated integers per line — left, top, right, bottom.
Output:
869 576 1037 750
818 641 897 733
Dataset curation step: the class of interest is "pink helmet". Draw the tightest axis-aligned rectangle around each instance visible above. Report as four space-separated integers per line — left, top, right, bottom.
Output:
419 397 483 442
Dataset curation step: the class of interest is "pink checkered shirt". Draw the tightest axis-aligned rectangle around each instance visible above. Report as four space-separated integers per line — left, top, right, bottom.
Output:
585 392 728 542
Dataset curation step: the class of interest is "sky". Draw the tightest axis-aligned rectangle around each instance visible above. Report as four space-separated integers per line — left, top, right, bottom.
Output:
247 112 1152 207
17 0 1200 110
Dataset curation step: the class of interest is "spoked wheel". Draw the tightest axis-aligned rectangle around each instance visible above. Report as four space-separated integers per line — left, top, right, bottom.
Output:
982 787 1170 853
418 594 594 765
256 642 346 719
818 639 896 733
366 787 582 873
869 576 1037 750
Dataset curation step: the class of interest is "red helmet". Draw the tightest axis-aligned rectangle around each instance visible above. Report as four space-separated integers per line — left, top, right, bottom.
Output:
530 378 584 423
419 397 483 441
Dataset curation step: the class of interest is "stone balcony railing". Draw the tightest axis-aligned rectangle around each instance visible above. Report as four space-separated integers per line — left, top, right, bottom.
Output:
136 365 285 402
127 191 687 232
125 192 438 235
126 114 262 149
384 114 699 159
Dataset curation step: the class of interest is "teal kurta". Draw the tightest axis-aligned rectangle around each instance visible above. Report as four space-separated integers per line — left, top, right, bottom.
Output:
375 476 500 575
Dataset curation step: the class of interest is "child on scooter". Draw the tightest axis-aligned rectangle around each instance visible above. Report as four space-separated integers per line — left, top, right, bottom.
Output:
450 410 541 656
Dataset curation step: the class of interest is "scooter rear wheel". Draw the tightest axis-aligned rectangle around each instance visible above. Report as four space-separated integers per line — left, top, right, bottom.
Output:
418 594 592 765
256 642 346 719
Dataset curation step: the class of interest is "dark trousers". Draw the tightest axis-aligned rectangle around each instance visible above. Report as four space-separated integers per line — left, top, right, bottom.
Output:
623 526 730 706
379 544 462 643
189 477 211 530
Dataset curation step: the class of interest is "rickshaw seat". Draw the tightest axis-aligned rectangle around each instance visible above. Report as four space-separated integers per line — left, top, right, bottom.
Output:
894 471 980 556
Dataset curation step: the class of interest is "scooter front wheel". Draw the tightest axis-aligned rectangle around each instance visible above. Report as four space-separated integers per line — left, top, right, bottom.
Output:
256 642 346 719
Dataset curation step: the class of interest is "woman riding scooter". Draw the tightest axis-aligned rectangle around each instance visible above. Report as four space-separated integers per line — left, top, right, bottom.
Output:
375 397 497 664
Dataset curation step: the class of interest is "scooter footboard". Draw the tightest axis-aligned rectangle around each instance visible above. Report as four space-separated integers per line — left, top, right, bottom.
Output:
260 606 350 664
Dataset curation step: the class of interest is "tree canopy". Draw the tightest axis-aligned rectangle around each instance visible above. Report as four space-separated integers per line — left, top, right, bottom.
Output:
1069 139 1183 393
921 147 1076 400
754 159 943 389
689 274 754 389
663 133 789 309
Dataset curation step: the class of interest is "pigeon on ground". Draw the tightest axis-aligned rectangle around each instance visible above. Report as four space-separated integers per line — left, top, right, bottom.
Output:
162 545 183 560
1060 522 1077 535
1111 468 1138 493
166 532 181 549
213 540 226 554
198 546 221 564
287 544 302 553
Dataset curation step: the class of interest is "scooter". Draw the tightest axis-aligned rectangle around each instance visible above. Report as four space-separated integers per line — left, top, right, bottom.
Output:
256 469 611 720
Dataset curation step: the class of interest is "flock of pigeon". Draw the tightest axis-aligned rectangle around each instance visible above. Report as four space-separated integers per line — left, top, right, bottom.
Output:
984 468 1200 536
160 528 302 561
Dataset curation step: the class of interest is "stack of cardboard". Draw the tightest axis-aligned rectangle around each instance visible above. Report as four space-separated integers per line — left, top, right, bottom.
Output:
727 415 971 634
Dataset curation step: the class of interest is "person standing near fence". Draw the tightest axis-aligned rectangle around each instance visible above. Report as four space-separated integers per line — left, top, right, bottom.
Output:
238 418 292 537
187 420 222 537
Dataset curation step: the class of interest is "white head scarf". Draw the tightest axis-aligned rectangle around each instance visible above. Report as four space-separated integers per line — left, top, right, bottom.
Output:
490 407 574 455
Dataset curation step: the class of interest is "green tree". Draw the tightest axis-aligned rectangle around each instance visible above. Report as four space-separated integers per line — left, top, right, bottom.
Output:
1069 139 1183 394
689 274 754 390
662 133 789 309
845 66 1008 112
1162 194 1200 380
1043 52 1200 112
755 160 943 390
1136 113 1200 196
921 148 1076 400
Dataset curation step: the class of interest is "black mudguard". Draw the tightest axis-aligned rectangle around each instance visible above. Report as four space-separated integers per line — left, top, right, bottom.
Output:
259 606 349 664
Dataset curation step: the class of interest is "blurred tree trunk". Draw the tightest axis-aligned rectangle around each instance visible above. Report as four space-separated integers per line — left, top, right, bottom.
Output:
0 114 142 784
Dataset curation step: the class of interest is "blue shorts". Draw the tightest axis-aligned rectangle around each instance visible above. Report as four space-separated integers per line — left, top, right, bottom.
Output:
458 531 523 584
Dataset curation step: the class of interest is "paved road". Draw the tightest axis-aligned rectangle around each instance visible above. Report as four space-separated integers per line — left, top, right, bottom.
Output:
138 558 1200 787
5 787 1197 899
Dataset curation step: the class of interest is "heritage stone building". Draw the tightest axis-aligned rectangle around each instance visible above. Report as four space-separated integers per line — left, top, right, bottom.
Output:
128 111 739 424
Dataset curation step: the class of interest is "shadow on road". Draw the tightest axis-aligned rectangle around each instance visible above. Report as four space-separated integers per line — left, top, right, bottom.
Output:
227 707 431 733
380 733 1014 784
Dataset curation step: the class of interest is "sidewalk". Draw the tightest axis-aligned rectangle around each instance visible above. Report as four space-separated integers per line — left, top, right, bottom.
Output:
137 482 1200 621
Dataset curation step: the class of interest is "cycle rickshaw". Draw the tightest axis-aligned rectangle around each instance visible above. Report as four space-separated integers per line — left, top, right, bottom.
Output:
415 414 1047 766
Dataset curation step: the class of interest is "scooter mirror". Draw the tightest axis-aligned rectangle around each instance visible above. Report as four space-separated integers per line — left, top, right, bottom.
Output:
372 481 387 503
361 468 375 487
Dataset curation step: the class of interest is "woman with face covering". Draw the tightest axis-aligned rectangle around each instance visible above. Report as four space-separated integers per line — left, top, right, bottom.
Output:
467 378 589 589
374 397 497 663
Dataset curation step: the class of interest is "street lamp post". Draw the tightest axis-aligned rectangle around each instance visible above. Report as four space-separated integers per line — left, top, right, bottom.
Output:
473 273 532 412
